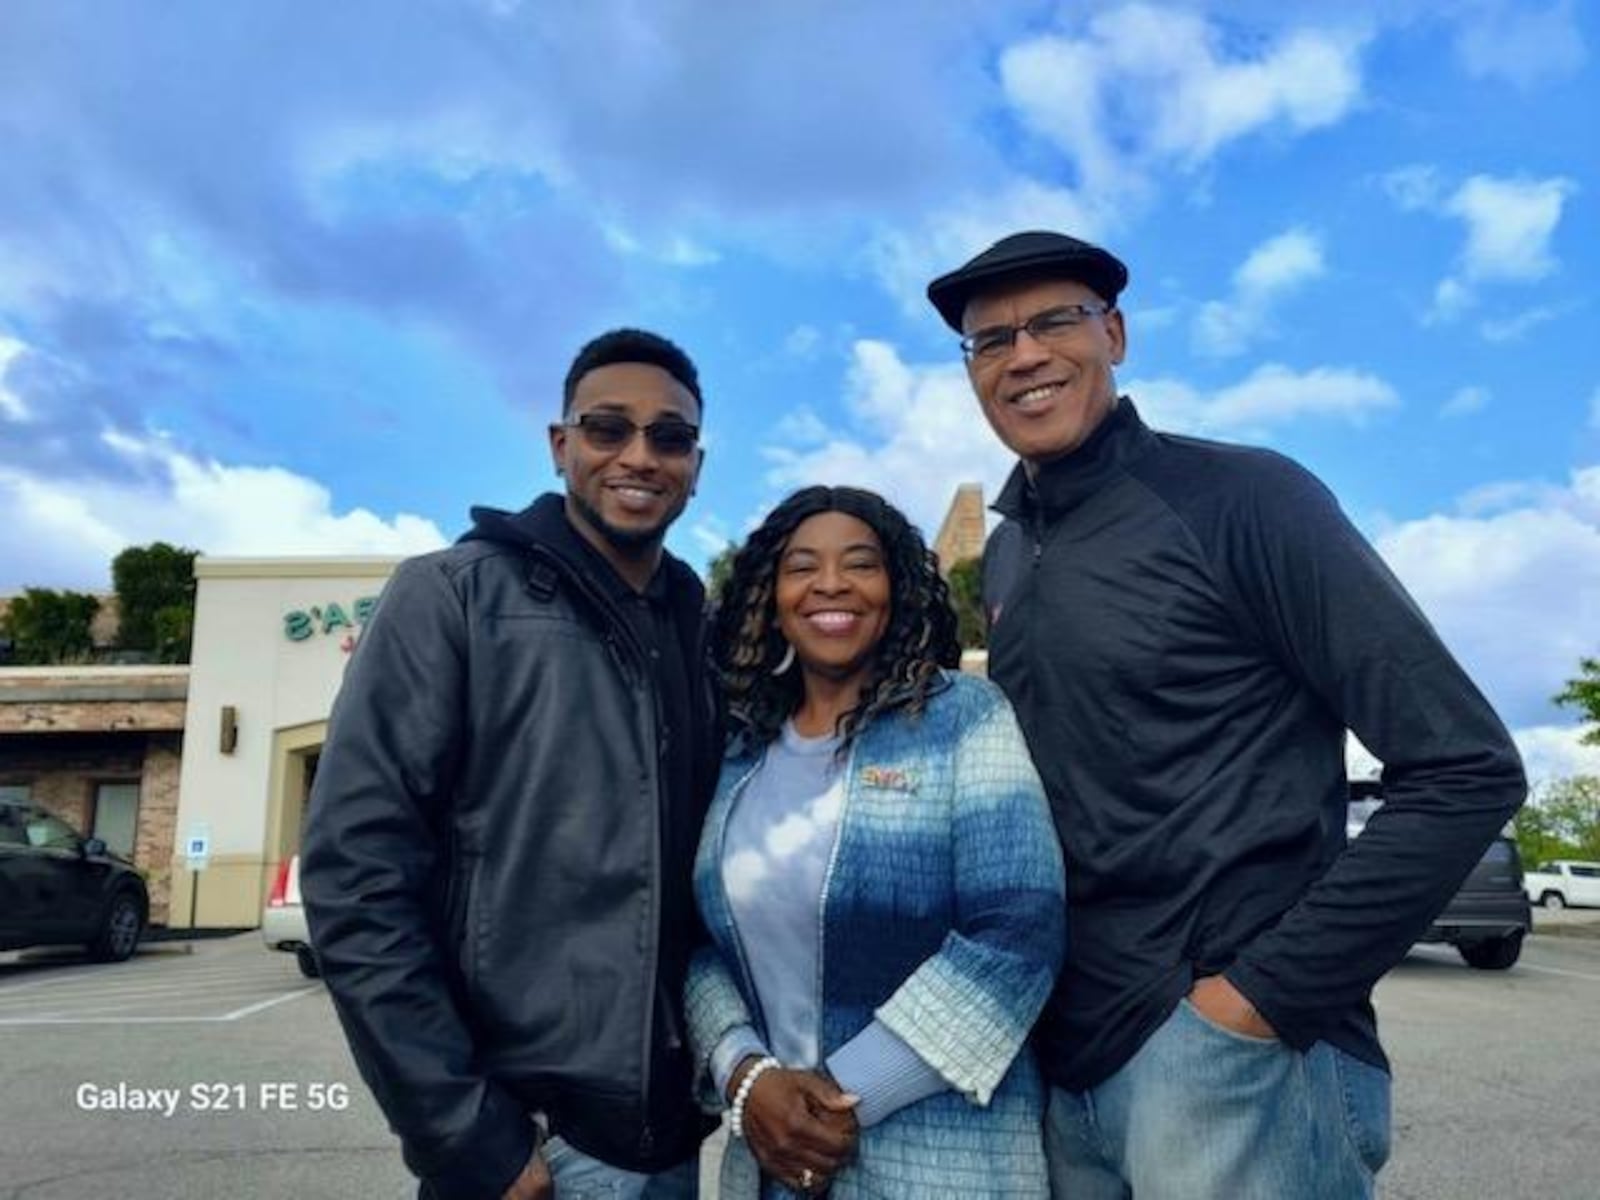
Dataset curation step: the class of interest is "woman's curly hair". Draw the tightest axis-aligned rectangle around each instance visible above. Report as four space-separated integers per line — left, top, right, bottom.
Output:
712 485 962 748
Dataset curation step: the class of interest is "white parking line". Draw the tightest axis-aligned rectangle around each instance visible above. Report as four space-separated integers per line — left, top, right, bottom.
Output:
0 935 322 1025
221 987 321 1020
0 986 318 1025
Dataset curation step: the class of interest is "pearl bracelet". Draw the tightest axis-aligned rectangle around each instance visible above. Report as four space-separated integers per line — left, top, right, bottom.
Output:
728 1055 782 1140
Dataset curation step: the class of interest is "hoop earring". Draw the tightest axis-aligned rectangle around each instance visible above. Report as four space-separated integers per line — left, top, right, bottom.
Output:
771 642 796 676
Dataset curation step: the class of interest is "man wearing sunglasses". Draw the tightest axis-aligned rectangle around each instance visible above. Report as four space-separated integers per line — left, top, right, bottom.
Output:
927 232 1525 1198
304 329 719 1200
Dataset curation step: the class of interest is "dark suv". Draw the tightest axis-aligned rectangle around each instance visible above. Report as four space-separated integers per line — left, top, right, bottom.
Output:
1347 781 1530 970
0 800 148 962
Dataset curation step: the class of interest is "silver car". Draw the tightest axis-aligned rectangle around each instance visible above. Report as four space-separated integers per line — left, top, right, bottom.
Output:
261 853 319 978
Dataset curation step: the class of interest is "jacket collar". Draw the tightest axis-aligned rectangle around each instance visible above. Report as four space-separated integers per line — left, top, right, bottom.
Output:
992 396 1154 524
460 492 708 651
723 668 953 761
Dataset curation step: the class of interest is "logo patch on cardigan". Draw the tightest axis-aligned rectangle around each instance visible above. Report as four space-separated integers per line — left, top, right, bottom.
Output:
859 766 915 792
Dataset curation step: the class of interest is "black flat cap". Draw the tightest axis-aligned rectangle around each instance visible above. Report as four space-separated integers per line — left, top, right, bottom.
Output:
926 230 1129 332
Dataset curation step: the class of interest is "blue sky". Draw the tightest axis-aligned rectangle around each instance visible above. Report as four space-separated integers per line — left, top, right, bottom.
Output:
1 1 1597 780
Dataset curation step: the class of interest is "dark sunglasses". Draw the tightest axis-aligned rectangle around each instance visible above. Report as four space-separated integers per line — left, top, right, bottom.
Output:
559 412 701 457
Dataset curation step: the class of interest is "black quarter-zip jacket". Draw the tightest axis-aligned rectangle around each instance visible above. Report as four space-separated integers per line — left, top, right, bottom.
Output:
983 398 1525 1091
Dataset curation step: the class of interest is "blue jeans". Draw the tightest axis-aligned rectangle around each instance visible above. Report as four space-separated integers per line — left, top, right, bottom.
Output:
541 1135 699 1200
1045 999 1390 1200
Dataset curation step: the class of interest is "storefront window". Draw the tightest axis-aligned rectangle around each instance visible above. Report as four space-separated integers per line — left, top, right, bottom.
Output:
93 782 140 858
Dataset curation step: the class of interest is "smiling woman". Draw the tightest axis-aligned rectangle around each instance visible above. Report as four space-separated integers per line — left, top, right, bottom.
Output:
688 485 1066 1199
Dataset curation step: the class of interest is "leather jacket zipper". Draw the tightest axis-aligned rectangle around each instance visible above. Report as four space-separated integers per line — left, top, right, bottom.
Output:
525 545 663 1159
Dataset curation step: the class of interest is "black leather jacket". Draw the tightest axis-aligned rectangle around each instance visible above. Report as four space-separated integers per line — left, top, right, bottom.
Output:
302 495 720 1199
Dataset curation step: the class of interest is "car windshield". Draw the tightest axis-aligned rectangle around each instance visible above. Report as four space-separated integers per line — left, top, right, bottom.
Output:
4 804 84 850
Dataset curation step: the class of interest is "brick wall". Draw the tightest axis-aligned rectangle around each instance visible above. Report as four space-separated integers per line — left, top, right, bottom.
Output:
138 735 181 924
0 730 181 924
0 697 186 735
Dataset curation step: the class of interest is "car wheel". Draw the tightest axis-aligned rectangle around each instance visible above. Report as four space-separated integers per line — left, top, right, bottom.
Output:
295 946 321 979
1542 891 1566 910
88 891 145 963
1459 931 1523 970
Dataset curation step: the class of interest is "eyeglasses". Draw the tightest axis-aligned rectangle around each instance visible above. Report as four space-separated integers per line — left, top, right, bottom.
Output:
560 412 701 457
960 303 1113 362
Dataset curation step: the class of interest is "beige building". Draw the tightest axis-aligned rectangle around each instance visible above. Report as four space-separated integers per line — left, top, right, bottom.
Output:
932 482 986 574
169 555 401 928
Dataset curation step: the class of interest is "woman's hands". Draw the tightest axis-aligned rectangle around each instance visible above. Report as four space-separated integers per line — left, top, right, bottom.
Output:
729 1057 859 1193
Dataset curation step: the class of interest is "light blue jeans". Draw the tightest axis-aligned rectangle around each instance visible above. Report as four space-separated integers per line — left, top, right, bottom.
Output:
1045 999 1390 1200
542 1135 699 1200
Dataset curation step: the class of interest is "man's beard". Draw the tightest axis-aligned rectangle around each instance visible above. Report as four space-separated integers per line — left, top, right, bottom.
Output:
568 489 676 553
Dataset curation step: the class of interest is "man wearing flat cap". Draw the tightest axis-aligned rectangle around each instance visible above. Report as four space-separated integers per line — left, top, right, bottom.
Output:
928 231 1525 1198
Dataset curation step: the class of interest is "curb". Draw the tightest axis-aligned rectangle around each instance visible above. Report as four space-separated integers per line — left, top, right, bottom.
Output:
1530 922 1600 941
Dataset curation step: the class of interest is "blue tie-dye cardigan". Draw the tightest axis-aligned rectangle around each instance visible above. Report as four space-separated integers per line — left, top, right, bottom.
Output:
686 671 1066 1199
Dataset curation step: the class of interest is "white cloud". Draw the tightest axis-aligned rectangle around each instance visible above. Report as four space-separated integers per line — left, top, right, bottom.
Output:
1193 228 1326 357
1380 164 1444 212
1000 7 1365 195
0 334 29 421
1375 474 1600 729
1424 174 1577 323
1387 170 1576 328
1448 175 1574 283
600 224 719 267
1455 0 1589 90
1441 386 1489 418
761 341 1016 541
0 430 446 590
772 406 832 447
1427 277 1473 323
874 7 1364 319
869 179 1109 318
1134 363 1398 437
688 518 733 561
1479 304 1565 344
1514 725 1600 788
1350 723 1600 788
1236 230 1326 296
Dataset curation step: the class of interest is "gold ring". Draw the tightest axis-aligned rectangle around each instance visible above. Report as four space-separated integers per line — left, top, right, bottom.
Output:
800 1167 816 1191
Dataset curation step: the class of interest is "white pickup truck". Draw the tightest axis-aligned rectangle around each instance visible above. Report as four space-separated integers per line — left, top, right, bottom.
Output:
1523 860 1600 909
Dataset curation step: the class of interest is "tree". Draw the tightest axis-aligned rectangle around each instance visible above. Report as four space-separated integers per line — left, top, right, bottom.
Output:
0 588 100 664
706 543 739 610
1512 801 1564 870
112 542 198 662
1554 657 1600 745
1515 776 1600 865
946 558 987 651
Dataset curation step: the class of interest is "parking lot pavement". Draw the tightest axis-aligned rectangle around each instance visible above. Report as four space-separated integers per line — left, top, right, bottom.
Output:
0 932 317 1025
1530 905 1600 938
